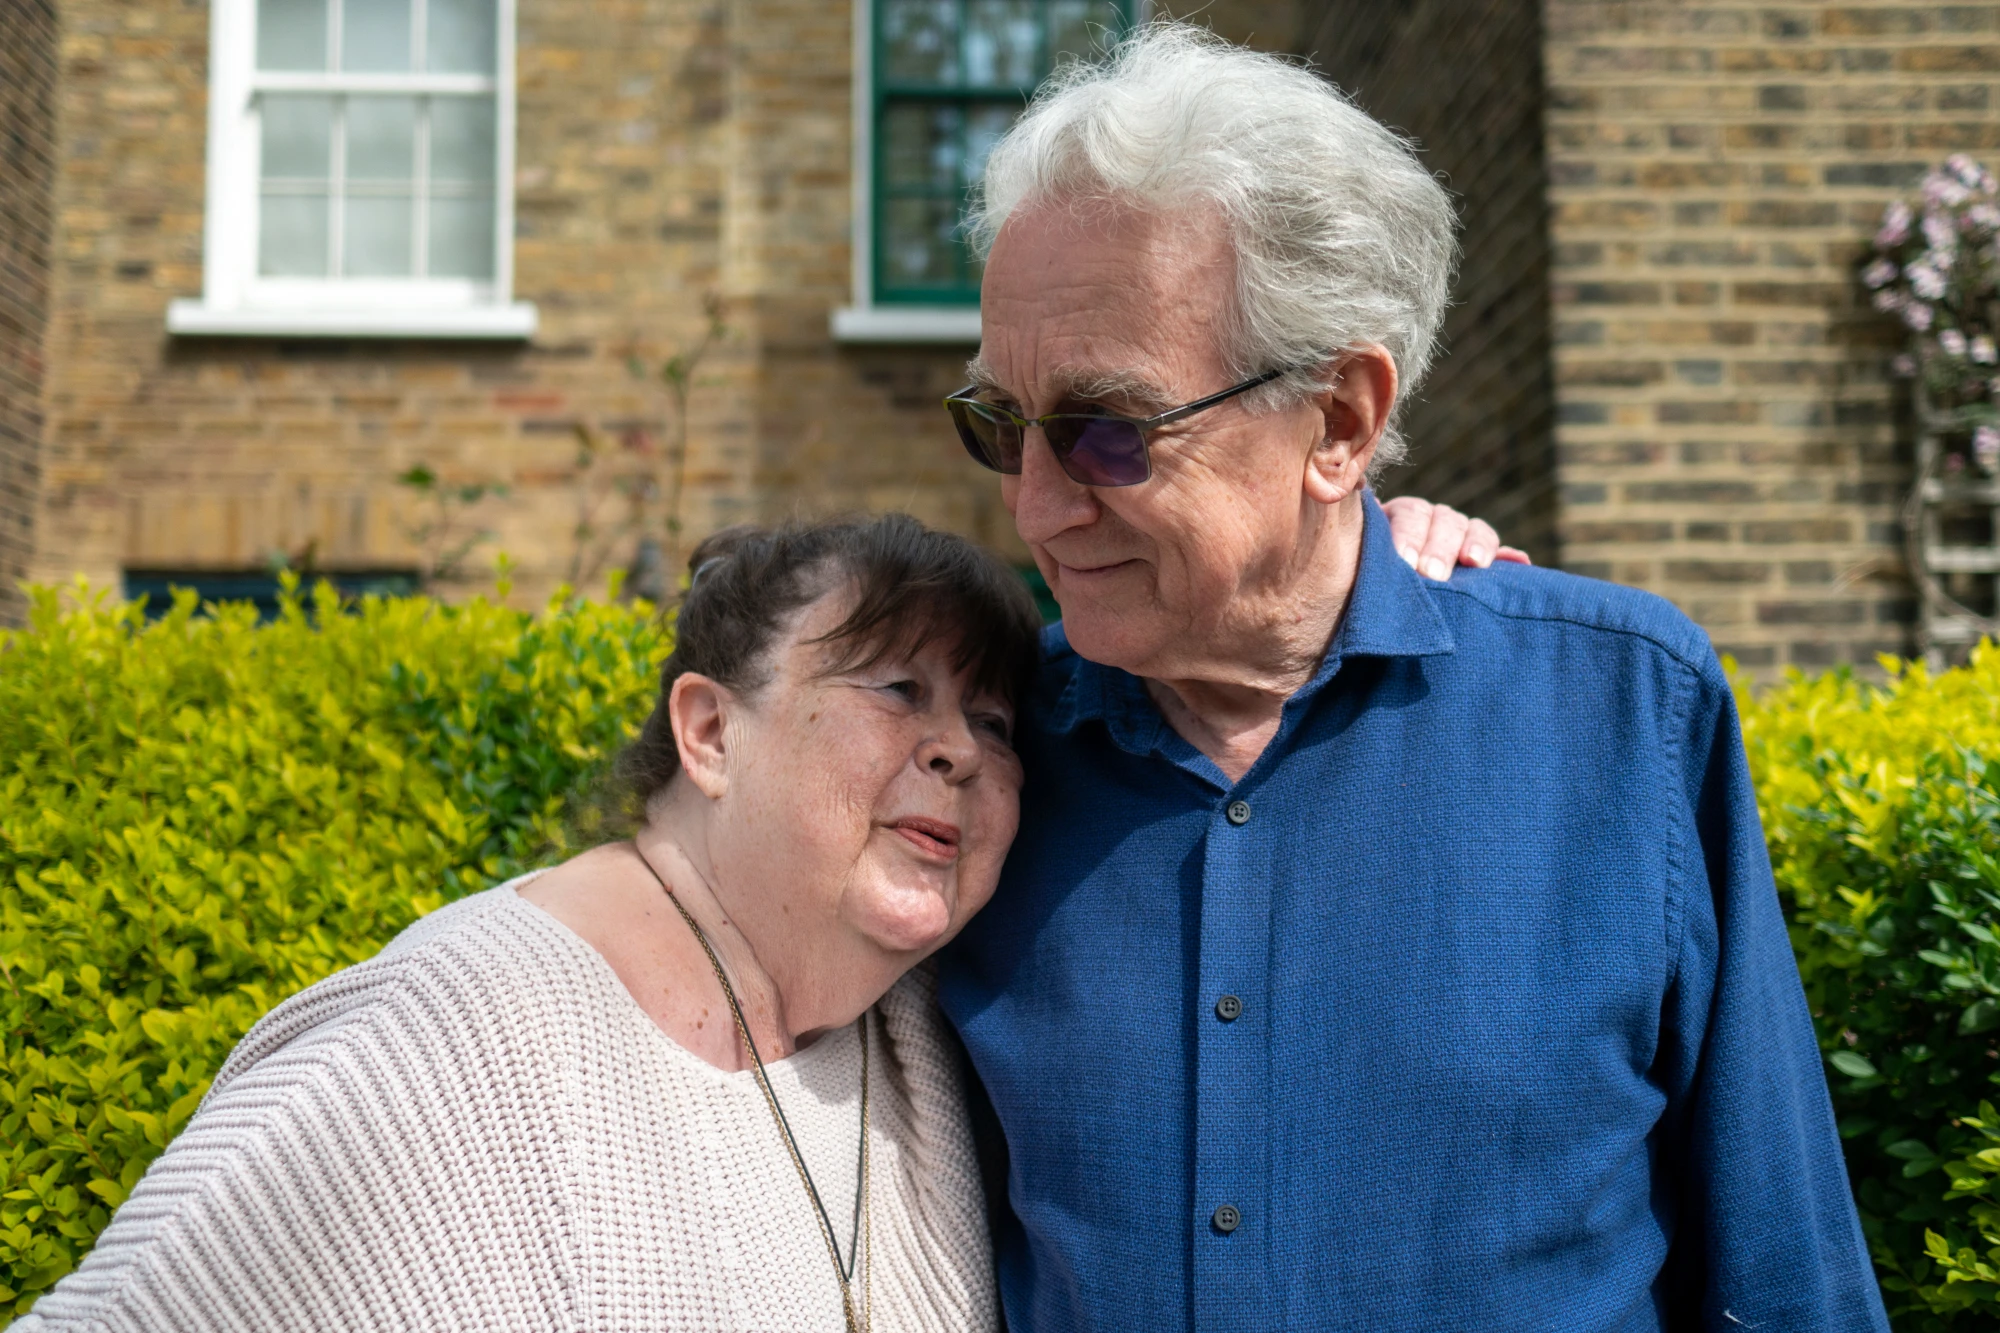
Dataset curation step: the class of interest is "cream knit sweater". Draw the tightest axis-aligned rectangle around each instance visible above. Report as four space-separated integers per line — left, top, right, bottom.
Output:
18 879 998 1332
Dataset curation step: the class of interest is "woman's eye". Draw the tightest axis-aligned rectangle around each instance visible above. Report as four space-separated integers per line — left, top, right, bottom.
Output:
973 714 1013 743
883 679 922 702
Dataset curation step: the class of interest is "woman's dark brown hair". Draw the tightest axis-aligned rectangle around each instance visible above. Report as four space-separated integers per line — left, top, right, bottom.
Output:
604 513 1043 825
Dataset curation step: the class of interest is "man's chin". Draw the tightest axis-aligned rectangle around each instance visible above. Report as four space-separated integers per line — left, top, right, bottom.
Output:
1056 604 1169 676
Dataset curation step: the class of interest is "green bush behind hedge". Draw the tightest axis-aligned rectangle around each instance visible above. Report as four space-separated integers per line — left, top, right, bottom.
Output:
1740 650 2000 1325
0 579 666 1320
6 580 2000 1325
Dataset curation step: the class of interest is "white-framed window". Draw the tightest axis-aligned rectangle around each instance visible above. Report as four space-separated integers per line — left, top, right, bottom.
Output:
167 0 535 338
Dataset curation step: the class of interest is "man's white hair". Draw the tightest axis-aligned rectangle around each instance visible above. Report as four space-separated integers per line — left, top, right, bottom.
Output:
967 23 1457 467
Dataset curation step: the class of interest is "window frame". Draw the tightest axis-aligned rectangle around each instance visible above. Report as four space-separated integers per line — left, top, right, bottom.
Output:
832 0 1136 345
167 0 536 339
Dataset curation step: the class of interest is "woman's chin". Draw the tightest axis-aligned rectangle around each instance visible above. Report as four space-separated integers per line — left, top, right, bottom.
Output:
848 881 956 955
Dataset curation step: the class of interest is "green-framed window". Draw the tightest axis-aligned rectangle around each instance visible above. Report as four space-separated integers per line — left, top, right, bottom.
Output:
871 0 1135 306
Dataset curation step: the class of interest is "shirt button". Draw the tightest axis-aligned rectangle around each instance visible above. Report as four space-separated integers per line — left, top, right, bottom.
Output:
1215 994 1243 1022
1212 1204 1241 1233
1225 800 1251 826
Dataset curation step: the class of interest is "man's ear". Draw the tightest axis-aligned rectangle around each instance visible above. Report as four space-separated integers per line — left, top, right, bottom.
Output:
1303 346 1398 506
667 672 733 800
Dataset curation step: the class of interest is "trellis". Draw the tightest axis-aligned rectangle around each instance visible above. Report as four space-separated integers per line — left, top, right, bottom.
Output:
1908 388 2000 669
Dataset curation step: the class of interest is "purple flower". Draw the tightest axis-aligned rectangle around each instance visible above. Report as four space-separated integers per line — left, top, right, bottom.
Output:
1951 153 1986 189
1863 258 1899 288
1894 353 1919 377
1878 200 1913 247
1874 287 1904 313
1971 204 2000 232
1976 424 2000 472
1906 301 1935 331
1925 210 1958 251
1925 172 1971 208
1909 263 1947 300
1942 329 1969 356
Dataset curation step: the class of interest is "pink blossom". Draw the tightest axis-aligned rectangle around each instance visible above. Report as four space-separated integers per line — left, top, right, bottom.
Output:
1878 200 1913 247
1894 353 1919 377
1864 258 1899 288
1976 424 2000 472
1925 172 1971 207
1971 204 2000 231
1874 287 1903 313
1906 301 1935 331
1909 263 1947 300
1925 210 1957 251
1951 153 1986 188
1942 329 1969 356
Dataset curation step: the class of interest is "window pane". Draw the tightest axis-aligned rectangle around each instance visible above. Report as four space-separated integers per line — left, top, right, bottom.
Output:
1048 0 1107 66
882 0 958 85
342 0 411 72
430 96 495 182
883 197 964 288
963 0 1039 87
260 192 329 275
257 0 327 71
429 194 495 278
261 95 334 179
883 103 962 190
965 103 1018 184
346 96 416 181
344 194 414 276
426 0 495 73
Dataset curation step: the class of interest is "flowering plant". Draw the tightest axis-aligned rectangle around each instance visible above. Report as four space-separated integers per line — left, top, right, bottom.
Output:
1865 153 2000 472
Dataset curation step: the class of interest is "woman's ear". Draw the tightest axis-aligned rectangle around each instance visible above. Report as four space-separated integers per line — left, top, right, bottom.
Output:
1303 346 1398 506
667 673 734 800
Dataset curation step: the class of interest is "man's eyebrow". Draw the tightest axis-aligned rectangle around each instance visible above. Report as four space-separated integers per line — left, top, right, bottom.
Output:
960 359 1175 412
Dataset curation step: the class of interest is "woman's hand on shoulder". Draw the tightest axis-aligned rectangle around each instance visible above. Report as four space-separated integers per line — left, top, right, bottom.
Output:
1381 495 1531 581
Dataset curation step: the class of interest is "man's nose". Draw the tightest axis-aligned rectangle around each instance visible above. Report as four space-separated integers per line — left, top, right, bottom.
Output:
1006 426 1098 545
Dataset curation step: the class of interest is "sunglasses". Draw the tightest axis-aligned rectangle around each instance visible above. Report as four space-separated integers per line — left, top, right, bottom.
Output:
944 368 1286 487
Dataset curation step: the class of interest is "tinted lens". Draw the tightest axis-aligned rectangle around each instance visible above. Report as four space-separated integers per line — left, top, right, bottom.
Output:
1046 415 1150 486
949 398 1022 473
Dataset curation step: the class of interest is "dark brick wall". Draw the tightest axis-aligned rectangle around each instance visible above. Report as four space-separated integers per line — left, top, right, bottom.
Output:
0 0 58 626
1297 0 1560 563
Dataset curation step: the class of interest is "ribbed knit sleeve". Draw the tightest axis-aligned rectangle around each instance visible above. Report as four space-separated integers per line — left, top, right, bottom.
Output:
17 891 580 1332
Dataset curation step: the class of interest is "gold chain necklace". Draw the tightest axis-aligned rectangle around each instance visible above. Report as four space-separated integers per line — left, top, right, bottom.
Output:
656 876 873 1333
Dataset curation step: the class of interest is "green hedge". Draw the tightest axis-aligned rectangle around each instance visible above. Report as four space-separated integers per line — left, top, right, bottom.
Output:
0 579 666 1320
6 581 2000 1324
1740 650 2000 1325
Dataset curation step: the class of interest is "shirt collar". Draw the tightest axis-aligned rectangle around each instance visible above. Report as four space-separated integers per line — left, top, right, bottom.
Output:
1043 491 1457 749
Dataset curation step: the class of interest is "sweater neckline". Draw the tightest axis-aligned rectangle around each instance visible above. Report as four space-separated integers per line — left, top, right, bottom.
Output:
497 871 865 1094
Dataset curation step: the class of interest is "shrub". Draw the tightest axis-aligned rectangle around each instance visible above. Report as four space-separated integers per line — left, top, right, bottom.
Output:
0 578 665 1321
1739 649 2000 1326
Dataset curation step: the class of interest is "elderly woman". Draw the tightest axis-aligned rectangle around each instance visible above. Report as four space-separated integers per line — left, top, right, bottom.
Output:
21 516 1036 1332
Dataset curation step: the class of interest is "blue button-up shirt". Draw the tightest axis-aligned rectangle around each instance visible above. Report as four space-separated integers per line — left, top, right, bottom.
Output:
940 497 1887 1332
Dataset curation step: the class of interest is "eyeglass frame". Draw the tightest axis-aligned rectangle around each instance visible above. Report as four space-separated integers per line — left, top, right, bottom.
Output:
943 367 1290 487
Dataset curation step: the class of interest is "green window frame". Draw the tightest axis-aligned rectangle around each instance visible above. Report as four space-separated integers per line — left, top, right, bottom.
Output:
871 0 1135 307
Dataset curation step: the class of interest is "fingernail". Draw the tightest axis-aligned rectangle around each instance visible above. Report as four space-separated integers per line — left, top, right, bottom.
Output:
1468 545 1492 566
1421 557 1449 581
1398 545 1420 568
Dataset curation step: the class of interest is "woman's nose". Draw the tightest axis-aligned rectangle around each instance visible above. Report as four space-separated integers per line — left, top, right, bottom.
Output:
918 717 982 783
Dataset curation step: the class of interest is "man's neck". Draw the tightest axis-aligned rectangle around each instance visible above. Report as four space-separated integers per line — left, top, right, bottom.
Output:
1139 497 1367 784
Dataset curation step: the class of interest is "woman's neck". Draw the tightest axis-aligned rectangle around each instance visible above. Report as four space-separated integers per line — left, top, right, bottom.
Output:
633 807 892 1065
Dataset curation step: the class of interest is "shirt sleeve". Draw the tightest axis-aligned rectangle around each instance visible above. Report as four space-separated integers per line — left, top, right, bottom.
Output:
1652 654 1890 1332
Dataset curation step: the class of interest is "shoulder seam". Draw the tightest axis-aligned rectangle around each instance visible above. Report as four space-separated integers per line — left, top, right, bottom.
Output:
1426 581 1712 673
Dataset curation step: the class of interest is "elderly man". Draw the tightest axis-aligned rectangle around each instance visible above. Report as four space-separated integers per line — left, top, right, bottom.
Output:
937 25 1888 1333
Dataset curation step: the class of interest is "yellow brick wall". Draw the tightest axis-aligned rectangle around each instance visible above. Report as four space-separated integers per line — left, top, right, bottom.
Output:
1542 2 1986 670
33 0 1006 608
0 0 58 625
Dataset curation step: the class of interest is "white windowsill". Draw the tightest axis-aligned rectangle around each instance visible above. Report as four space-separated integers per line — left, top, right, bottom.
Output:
166 300 539 339
831 305 982 344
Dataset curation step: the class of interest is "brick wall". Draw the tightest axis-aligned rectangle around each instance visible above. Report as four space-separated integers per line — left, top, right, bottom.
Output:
1299 0 1561 564
0 0 58 627
32 0 1006 607
1539 2 1991 670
